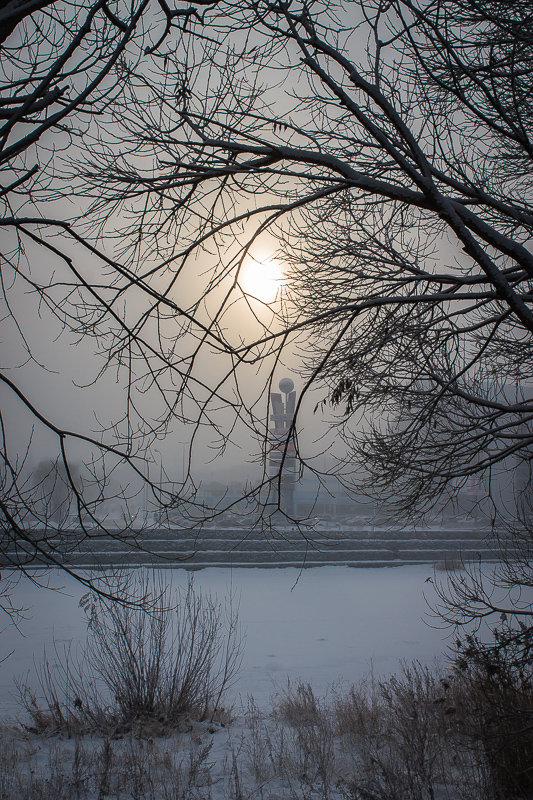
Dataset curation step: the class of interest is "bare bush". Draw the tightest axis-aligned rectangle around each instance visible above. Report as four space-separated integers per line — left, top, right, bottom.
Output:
18 574 242 736
8 657 532 800
334 664 446 800
452 639 533 799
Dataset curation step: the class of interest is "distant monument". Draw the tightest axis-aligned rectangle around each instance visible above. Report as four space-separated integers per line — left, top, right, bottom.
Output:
269 377 297 516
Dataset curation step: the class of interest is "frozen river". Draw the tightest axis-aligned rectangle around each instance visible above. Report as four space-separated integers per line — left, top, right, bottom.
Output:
0 565 454 719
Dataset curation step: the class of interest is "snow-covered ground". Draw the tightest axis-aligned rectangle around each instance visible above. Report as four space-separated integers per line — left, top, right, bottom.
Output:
2 565 521 800
1 565 448 719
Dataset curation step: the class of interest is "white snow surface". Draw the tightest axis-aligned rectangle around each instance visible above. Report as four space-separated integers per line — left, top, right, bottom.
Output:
1 565 448 719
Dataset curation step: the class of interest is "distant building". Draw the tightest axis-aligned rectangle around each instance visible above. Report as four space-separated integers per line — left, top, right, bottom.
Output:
269 377 298 516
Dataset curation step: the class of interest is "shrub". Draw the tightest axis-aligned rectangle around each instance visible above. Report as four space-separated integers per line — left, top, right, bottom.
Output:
454 635 533 799
337 663 446 800
18 573 242 735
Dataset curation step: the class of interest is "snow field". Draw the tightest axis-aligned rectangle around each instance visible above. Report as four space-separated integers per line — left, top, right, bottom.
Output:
0 565 447 717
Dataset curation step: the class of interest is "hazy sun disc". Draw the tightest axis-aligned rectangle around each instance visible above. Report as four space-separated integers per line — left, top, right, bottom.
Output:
240 258 283 303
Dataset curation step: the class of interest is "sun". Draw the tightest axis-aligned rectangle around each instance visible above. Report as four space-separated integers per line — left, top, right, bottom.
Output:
239 257 283 303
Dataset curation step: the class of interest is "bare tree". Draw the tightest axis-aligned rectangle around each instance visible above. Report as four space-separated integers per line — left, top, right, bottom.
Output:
3 0 533 659
73 0 533 652
0 0 224 608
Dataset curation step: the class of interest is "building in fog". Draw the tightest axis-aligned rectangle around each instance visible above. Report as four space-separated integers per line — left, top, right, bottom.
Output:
268 377 298 516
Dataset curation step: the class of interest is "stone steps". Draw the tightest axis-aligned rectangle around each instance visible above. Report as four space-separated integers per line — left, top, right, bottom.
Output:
1 526 511 569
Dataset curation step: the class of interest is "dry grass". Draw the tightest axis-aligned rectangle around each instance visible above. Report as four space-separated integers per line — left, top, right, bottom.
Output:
334 664 449 800
263 663 529 800
10 629 531 800
275 680 325 728
0 726 218 800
